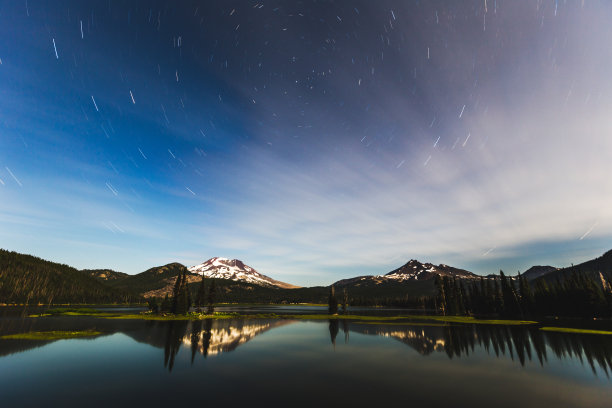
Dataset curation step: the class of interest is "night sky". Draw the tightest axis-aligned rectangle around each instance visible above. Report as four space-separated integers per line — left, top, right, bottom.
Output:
1 1 611 285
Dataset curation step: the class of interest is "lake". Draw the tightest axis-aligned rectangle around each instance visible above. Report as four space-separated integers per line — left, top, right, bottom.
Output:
0 306 611 407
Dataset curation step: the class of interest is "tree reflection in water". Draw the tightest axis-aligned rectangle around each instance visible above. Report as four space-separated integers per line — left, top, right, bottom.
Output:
156 319 291 371
163 320 188 372
342 319 349 344
329 319 339 348
45 317 608 378
190 319 203 364
352 323 612 377
201 318 213 359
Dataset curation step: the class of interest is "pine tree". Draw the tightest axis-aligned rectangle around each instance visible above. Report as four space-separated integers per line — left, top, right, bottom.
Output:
444 276 456 315
328 285 338 314
342 288 348 314
434 275 447 315
185 276 192 311
517 272 533 315
161 294 171 313
493 278 503 314
147 298 160 314
483 277 494 313
533 279 550 316
207 279 216 314
170 273 182 314
459 280 469 315
177 274 191 315
195 275 207 313
499 271 521 317
470 279 481 315
451 277 465 315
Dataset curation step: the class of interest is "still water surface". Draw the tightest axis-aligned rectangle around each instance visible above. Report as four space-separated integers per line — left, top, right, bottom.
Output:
0 306 610 407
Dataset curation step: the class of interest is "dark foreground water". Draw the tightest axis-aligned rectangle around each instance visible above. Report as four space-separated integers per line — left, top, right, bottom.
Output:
0 307 611 407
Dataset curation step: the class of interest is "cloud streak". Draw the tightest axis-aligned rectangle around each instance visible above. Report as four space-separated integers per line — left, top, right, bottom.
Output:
194 68 612 282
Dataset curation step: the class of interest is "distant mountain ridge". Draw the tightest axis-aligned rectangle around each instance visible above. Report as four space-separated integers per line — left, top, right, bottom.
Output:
522 265 558 281
535 249 612 287
188 257 300 289
2 248 612 306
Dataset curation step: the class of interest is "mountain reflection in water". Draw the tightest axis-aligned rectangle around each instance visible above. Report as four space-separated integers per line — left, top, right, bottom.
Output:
140 319 612 377
351 323 612 376
149 319 292 371
0 315 611 378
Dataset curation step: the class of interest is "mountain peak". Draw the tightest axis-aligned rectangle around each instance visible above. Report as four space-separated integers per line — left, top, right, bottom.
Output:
522 265 558 281
383 259 477 281
333 258 478 287
188 258 299 289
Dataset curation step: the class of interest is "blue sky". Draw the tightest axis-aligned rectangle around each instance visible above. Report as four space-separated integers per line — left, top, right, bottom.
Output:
1 1 611 286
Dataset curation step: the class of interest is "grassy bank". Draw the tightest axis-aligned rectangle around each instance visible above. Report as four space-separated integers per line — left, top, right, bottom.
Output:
31 309 539 326
1 330 102 340
539 327 612 335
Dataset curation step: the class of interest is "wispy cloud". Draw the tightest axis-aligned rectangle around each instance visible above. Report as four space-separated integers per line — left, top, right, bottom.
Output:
189 84 612 283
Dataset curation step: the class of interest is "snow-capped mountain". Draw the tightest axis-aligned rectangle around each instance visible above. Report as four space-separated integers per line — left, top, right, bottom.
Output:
187 257 300 289
333 259 477 287
384 259 478 281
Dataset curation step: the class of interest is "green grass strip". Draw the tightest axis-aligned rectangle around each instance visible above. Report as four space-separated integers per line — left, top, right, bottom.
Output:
102 312 244 321
1 330 102 340
47 308 102 315
425 316 539 325
540 327 612 335
29 309 539 326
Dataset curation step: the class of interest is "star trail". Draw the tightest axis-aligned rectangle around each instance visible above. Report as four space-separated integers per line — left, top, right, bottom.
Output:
1 1 611 285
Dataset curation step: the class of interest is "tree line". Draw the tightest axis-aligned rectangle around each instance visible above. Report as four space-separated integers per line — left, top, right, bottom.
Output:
0 249 141 305
148 270 217 315
434 270 612 318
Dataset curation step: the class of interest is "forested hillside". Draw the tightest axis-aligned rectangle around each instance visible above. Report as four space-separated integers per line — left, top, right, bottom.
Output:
538 249 612 285
108 263 196 297
0 250 140 304
81 269 129 282
2 247 612 315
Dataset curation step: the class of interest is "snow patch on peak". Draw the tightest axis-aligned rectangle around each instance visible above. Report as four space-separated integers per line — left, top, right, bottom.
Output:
187 257 299 289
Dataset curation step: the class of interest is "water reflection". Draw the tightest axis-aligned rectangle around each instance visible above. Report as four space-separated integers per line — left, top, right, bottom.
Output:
329 319 339 347
1 313 611 378
342 319 349 344
189 320 291 356
352 323 612 376
163 320 188 372
153 319 291 371
189 319 203 363
153 319 612 377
